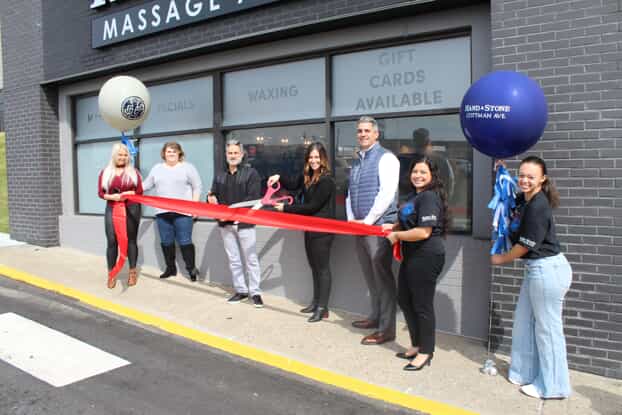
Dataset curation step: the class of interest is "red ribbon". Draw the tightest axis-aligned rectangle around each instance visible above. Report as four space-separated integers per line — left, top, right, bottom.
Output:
108 201 128 283
107 195 403 279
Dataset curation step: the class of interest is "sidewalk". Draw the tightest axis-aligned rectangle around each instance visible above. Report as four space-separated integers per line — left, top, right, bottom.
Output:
0 244 620 415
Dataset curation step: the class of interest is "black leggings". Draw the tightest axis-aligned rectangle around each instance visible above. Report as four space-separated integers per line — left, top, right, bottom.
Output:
304 232 334 308
397 253 445 354
105 203 141 270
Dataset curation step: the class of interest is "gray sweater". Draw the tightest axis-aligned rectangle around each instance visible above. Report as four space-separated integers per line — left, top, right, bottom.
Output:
143 162 202 215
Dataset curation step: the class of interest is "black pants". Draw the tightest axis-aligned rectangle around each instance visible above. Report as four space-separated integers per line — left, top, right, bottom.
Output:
105 203 141 270
397 253 445 354
304 232 334 308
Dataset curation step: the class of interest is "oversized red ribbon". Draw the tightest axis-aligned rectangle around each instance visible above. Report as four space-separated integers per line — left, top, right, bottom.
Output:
107 194 402 279
126 194 390 235
108 201 128 283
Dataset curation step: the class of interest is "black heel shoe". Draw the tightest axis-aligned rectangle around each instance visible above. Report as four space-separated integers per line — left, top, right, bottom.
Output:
300 303 318 313
308 307 328 322
403 354 432 371
396 351 417 360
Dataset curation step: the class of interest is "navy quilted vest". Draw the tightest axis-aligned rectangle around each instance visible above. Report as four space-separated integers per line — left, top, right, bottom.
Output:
349 144 397 224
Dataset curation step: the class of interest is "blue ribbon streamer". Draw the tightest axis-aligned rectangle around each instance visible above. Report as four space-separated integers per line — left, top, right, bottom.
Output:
488 166 518 255
121 132 137 160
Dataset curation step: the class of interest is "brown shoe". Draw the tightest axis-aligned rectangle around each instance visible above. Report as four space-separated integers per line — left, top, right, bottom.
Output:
128 268 138 287
361 332 395 345
352 319 379 329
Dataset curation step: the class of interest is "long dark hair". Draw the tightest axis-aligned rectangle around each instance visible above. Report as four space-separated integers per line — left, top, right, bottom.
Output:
303 142 330 188
407 154 450 237
520 156 560 208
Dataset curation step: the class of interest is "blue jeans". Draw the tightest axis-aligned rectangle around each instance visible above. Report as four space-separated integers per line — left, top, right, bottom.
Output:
155 213 194 246
509 253 572 398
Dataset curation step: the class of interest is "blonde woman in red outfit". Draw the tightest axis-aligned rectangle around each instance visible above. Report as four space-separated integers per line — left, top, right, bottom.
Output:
98 143 143 288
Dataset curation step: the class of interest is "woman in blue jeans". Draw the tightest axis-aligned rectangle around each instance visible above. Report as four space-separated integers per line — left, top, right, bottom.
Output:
491 156 572 400
143 142 202 281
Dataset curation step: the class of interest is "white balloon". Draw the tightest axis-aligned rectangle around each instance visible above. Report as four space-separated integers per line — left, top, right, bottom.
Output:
98 76 151 132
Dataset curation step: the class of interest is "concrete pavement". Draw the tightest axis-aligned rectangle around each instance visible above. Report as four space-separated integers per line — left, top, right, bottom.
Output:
0 277 416 415
0 243 620 415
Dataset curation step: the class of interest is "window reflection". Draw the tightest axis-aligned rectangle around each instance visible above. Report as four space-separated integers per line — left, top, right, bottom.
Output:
335 115 472 232
225 124 328 194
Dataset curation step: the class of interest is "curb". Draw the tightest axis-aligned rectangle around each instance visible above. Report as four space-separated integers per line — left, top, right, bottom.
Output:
0 264 478 415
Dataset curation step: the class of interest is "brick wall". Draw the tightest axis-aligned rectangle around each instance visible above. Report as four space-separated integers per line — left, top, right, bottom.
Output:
0 1 61 246
490 0 622 379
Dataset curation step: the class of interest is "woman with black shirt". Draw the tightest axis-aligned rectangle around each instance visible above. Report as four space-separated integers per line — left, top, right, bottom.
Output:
491 156 572 400
268 142 336 323
384 154 449 371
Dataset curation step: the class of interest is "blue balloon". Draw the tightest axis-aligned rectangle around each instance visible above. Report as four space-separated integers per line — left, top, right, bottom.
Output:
460 71 548 158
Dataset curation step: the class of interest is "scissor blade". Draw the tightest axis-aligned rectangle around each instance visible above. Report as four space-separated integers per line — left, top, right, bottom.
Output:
228 199 263 208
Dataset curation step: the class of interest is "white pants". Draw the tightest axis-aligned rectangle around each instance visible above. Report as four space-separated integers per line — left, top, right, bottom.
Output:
219 225 262 296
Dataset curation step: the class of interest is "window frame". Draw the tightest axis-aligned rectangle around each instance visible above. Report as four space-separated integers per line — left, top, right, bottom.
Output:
72 28 475 235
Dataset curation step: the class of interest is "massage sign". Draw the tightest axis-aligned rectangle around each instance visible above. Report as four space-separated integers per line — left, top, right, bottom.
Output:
90 0 281 48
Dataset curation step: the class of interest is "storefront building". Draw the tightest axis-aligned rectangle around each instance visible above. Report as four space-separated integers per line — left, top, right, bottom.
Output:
1 0 620 379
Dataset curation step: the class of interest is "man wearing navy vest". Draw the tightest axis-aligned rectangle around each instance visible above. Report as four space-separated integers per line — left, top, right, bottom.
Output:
347 116 400 345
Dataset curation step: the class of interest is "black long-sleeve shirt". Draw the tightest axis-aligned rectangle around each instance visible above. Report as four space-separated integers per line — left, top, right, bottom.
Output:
210 166 261 228
282 174 336 220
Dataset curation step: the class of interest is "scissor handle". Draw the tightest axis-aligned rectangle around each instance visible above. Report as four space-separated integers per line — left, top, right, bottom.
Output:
269 195 294 206
261 181 281 204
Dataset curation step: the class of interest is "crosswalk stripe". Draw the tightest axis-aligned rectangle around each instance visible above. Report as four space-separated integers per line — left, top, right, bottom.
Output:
0 312 130 387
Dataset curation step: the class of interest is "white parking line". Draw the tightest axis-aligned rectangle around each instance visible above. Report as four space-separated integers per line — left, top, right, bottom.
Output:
0 312 130 387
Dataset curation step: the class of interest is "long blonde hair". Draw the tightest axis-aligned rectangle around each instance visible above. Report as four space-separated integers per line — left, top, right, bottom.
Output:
100 143 138 191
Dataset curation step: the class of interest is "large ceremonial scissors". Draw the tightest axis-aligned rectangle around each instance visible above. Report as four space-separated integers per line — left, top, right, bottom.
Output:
228 181 293 210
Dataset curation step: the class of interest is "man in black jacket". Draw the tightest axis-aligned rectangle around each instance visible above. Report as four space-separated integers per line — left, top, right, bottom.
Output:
207 140 264 308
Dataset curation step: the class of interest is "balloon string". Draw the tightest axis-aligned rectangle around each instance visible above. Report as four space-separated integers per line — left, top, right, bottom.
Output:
121 132 137 160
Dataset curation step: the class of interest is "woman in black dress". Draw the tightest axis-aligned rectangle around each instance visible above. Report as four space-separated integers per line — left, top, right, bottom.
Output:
269 142 336 323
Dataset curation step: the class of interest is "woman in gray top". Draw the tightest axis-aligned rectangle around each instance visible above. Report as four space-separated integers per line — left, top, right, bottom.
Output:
143 142 202 281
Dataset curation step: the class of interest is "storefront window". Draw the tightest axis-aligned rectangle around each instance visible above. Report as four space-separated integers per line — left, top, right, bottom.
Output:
77 141 118 214
138 76 213 134
75 95 119 141
225 124 327 194
75 76 214 215
334 115 472 232
332 37 471 117
223 58 325 126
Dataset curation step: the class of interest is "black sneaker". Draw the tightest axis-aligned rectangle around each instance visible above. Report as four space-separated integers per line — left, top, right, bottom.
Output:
252 295 264 308
227 293 249 303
